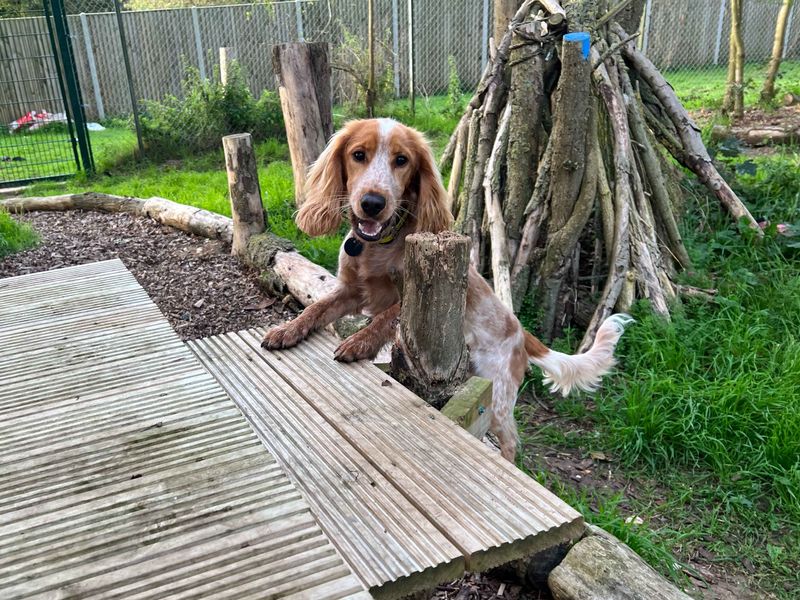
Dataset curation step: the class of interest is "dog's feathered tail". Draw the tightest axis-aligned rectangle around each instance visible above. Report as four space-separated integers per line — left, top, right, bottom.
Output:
524 314 634 397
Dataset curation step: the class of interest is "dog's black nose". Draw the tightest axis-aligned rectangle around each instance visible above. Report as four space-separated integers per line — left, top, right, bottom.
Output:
360 193 386 217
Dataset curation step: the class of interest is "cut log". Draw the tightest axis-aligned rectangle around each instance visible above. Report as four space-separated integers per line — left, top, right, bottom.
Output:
272 42 333 206
391 232 471 409
744 127 799 147
0 192 233 242
223 133 267 258
219 46 236 85
548 531 692 600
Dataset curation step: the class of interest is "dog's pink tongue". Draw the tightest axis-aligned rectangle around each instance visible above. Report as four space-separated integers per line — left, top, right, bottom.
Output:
358 220 381 236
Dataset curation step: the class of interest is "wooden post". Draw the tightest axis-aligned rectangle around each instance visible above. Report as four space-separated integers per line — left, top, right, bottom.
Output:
223 133 266 258
391 232 471 409
272 42 333 206
220 47 236 85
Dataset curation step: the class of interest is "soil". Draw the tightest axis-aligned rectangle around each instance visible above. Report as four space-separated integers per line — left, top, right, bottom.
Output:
0 211 297 340
0 210 764 600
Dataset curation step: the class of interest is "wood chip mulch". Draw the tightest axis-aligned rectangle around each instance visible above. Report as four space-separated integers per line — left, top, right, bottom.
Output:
0 210 296 340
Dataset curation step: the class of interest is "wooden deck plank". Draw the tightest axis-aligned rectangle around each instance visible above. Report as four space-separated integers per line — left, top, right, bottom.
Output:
0 260 369 600
234 328 585 572
189 333 465 598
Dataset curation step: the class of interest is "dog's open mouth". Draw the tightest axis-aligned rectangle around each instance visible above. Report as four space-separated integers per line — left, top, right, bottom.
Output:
353 217 389 242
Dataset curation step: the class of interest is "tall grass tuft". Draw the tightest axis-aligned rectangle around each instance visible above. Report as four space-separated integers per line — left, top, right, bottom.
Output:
0 210 38 258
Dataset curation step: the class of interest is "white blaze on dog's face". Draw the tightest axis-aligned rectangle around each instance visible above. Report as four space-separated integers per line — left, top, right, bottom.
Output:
343 118 419 241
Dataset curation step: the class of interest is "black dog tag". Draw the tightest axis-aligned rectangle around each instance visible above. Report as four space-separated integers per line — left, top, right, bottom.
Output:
344 237 364 257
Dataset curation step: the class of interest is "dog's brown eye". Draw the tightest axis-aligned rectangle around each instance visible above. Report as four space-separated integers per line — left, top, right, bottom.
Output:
395 155 408 167
353 150 366 162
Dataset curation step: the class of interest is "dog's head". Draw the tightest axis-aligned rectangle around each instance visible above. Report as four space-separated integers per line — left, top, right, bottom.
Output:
296 118 453 241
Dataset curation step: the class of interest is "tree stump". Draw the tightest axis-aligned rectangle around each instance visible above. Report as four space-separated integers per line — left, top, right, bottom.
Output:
272 42 333 206
223 133 266 258
391 232 471 409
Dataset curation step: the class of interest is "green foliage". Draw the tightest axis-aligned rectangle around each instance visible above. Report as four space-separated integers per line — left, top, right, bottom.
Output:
139 63 283 160
445 56 464 118
334 26 395 115
0 210 38 258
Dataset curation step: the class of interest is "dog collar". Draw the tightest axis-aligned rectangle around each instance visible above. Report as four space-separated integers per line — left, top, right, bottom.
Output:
377 211 409 245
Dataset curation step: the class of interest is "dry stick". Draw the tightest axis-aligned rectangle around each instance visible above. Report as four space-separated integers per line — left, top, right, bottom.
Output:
596 132 615 264
618 61 692 269
510 140 553 309
484 103 514 309
580 49 633 353
447 108 472 216
439 109 470 172
613 23 761 232
450 0 542 222
455 110 482 232
628 151 672 317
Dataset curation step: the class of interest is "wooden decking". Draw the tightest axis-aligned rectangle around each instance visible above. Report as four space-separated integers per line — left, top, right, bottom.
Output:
0 260 370 600
1 259 585 600
189 330 585 597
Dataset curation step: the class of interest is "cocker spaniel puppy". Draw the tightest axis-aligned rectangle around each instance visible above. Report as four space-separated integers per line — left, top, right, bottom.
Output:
262 118 631 461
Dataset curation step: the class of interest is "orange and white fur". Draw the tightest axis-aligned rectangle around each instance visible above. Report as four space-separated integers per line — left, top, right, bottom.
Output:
262 118 632 461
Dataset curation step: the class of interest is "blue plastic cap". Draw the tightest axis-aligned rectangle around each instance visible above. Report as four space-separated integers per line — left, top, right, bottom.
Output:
564 31 591 60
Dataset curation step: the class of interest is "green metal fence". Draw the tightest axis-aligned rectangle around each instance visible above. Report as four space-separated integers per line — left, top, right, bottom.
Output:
0 0 93 186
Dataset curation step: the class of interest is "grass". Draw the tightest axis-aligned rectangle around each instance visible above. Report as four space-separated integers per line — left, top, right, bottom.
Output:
25 96 464 270
0 209 38 258
665 59 800 111
517 151 800 596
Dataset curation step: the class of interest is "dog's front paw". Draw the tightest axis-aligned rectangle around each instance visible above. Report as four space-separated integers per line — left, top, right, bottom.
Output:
333 332 382 363
261 321 309 350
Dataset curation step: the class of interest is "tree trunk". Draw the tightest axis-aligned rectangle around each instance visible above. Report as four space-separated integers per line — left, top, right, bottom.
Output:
223 133 267 258
391 232 471 409
722 0 745 118
272 42 333 205
761 0 794 104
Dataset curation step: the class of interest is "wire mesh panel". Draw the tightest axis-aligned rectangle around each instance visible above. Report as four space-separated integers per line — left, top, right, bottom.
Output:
0 3 81 185
641 0 800 108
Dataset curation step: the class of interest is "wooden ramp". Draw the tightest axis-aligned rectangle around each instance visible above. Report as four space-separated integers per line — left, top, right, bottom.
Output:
189 330 585 598
0 260 370 600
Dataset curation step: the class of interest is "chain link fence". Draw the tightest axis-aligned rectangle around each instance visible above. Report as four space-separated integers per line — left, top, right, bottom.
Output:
2 0 798 170
641 0 800 109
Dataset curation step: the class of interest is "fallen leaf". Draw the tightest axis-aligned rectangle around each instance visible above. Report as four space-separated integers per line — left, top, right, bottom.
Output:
625 515 644 525
193 298 205 308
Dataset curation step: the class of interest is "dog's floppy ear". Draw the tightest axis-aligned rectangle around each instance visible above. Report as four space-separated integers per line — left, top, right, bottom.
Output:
413 138 454 233
296 128 349 237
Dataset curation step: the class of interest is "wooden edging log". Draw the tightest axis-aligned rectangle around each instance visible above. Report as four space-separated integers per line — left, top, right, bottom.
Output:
1 192 234 242
548 525 692 600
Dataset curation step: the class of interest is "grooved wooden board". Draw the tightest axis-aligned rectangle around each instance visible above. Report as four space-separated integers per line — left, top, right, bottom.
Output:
0 260 370 600
189 328 585 597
